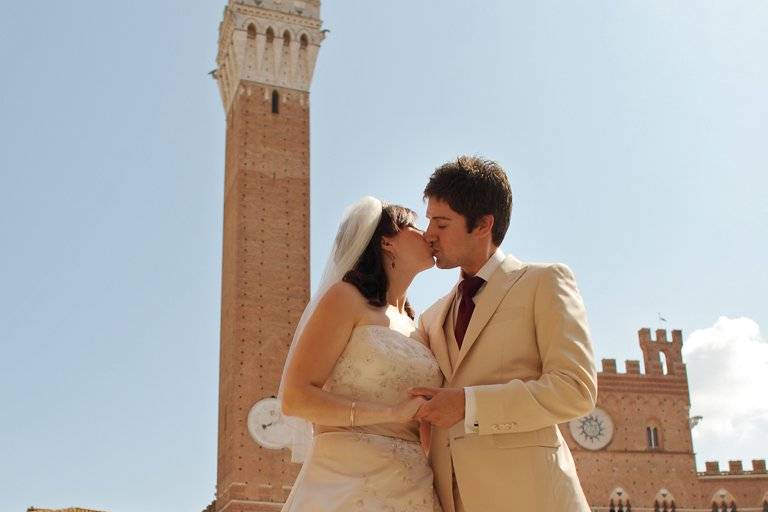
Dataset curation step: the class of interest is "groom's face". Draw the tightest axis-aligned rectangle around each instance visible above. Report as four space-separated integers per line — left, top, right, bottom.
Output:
424 198 474 270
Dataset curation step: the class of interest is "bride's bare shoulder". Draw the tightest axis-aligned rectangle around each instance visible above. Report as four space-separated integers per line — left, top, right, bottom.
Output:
321 281 367 309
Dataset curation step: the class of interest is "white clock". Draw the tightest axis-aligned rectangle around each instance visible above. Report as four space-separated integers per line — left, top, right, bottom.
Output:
247 397 292 450
569 407 614 450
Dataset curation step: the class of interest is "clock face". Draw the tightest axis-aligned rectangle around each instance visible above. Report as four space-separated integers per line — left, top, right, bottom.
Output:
569 407 614 450
247 398 292 450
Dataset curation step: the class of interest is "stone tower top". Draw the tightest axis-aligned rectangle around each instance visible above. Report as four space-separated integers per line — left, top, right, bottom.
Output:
638 327 686 376
230 0 321 19
214 0 325 112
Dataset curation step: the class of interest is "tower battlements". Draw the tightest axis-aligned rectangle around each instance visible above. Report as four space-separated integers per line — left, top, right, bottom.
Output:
599 328 686 377
699 459 768 477
596 328 689 397
639 327 686 376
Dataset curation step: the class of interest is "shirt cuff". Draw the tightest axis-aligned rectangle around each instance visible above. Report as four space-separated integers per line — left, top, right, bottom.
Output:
464 387 479 434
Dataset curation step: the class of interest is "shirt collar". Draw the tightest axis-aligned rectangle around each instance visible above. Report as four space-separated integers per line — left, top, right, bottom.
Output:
461 247 505 282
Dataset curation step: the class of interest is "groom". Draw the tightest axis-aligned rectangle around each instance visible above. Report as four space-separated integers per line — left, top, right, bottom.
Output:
411 156 597 512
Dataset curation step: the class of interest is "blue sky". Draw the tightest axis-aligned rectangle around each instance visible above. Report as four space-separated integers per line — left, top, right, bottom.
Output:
1 1 766 511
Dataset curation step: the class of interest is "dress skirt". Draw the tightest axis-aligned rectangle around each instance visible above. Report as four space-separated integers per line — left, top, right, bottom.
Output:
282 432 442 512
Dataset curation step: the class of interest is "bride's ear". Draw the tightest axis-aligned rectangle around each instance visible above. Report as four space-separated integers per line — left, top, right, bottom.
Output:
380 236 395 257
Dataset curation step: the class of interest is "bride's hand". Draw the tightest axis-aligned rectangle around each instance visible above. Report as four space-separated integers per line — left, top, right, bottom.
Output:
389 396 428 423
419 420 432 456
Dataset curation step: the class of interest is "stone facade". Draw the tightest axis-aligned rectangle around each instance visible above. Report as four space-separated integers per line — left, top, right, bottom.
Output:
563 328 768 511
213 1 323 511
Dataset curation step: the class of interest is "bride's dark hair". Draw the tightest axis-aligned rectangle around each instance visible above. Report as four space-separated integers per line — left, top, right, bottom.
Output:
342 204 417 320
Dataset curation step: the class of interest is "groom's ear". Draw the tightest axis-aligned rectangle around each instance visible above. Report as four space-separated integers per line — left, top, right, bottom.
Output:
472 214 495 238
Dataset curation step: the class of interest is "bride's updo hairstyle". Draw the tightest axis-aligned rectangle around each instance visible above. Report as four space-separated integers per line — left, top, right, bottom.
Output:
342 203 417 319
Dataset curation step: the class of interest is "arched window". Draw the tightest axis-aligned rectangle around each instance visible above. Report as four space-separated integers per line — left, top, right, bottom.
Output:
300 33 308 49
283 30 291 46
711 489 737 512
266 27 275 43
646 426 660 448
659 351 668 375
609 487 631 512
271 90 279 114
654 488 675 511
247 23 256 39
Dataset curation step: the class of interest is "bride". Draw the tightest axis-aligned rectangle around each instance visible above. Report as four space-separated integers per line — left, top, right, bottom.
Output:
279 196 443 512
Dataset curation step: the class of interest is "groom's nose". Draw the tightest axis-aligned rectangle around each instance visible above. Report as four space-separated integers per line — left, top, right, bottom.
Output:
424 224 437 243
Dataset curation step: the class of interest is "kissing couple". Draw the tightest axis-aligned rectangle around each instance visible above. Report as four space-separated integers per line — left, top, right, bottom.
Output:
278 156 598 511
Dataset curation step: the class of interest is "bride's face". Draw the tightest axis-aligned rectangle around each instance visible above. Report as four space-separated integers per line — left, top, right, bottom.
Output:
389 225 435 273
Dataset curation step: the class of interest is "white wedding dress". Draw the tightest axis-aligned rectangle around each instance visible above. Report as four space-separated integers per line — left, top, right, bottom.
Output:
281 324 444 512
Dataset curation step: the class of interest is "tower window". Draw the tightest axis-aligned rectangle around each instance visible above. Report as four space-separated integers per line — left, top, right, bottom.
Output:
283 30 291 46
271 90 279 114
609 487 631 512
646 426 660 448
712 490 737 512
300 34 308 49
247 24 256 40
654 489 675 512
711 500 738 512
266 27 275 44
659 351 669 375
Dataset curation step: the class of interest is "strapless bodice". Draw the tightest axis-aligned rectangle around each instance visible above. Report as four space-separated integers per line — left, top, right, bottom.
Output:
319 324 443 441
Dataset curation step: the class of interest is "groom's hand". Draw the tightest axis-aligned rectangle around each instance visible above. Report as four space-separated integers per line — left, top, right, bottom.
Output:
409 387 465 429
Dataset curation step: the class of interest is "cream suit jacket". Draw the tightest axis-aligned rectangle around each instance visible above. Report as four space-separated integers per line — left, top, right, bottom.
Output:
418 255 597 512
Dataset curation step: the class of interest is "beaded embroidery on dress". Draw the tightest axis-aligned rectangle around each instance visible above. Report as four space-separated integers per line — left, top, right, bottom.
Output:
281 325 444 512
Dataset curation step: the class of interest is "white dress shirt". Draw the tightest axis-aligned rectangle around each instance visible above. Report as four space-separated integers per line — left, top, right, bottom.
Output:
459 247 505 433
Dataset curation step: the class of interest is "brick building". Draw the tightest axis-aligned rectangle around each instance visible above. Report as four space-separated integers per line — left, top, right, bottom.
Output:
563 328 768 511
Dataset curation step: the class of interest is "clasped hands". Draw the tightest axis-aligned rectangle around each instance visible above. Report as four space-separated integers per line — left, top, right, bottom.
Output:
398 387 466 455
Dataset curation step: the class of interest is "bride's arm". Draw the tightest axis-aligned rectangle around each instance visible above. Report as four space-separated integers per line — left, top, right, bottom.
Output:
281 282 423 426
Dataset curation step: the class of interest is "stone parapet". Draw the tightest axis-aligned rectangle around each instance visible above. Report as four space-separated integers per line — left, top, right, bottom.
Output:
698 459 768 477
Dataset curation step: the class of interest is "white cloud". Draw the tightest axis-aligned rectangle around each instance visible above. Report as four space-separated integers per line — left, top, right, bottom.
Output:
683 316 768 467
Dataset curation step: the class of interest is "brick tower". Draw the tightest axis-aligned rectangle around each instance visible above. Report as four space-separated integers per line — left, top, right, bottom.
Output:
212 1 324 511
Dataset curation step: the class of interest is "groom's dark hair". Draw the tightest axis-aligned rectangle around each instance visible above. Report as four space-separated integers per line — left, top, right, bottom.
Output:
424 156 512 246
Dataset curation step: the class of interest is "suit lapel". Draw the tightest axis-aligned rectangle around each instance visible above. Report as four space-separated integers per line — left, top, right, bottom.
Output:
428 289 457 381
454 255 527 371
